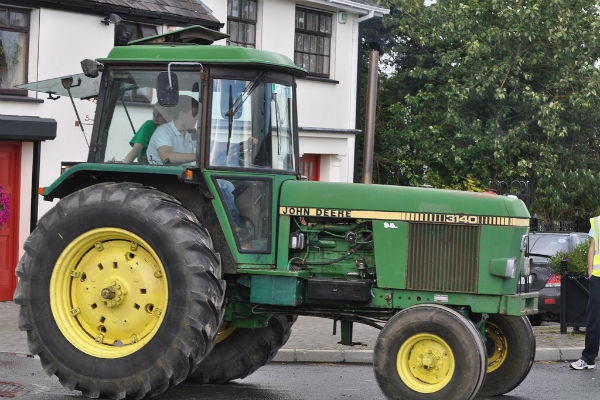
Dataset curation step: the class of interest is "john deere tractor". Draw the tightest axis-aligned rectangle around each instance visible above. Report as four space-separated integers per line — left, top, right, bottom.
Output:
15 26 537 400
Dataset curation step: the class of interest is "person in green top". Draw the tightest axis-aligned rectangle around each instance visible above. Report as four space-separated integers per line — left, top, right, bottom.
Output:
124 104 169 163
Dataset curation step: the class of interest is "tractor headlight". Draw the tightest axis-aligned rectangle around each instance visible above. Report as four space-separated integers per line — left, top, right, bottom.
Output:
505 258 517 279
490 258 517 279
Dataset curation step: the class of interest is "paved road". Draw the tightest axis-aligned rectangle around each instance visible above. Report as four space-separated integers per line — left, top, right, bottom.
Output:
0 352 595 400
0 300 594 400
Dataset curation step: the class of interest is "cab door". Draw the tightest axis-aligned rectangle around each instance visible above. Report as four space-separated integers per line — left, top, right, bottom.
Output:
203 72 299 269
204 172 294 268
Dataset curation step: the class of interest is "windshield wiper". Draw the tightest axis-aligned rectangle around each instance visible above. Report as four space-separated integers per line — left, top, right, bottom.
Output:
224 72 266 118
225 73 266 160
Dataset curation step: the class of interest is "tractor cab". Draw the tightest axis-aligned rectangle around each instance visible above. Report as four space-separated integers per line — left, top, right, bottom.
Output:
92 54 299 173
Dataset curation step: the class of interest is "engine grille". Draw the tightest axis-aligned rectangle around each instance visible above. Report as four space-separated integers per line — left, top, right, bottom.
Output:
406 223 480 293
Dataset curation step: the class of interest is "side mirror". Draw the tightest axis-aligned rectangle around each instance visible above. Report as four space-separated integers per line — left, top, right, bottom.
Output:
80 59 103 78
157 71 179 106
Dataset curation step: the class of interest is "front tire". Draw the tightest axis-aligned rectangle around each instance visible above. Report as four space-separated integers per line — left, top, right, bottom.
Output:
189 314 296 383
14 182 225 399
478 314 535 396
373 304 487 400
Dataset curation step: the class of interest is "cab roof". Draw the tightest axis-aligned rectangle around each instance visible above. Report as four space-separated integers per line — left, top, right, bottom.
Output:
99 44 306 76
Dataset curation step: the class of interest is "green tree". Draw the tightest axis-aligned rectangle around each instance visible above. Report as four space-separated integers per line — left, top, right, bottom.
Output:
372 0 600 221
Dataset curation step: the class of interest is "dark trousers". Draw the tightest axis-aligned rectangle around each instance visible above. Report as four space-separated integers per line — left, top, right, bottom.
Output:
582 275 600 364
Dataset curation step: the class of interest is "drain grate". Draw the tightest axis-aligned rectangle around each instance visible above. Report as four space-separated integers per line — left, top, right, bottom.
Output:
0 382 28 398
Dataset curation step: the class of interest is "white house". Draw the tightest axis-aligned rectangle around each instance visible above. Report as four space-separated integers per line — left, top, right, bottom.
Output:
0 0 387 300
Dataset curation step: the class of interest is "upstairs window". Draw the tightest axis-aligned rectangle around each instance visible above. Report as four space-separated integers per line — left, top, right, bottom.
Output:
115 22 158 46
227 0 257 48
0 6 29 96
294 7 331 78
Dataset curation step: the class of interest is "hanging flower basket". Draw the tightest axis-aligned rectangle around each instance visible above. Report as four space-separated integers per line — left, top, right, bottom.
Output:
0 186 10 228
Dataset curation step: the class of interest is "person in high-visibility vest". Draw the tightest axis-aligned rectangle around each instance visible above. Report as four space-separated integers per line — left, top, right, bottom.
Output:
571 216 600 370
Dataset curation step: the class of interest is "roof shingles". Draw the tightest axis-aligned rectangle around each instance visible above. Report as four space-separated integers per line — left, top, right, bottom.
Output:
3 0 222 29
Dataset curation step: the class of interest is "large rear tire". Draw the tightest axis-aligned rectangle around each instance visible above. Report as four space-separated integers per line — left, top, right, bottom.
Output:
188 314 296 383
373 304 487 400
14 182 225 399
478 314 535 396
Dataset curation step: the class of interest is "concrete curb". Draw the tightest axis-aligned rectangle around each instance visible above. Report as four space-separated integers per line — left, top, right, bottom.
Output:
2 347 585 364
273 349 374 364
534 347 584 362
1 347 584 364
272 347 585 364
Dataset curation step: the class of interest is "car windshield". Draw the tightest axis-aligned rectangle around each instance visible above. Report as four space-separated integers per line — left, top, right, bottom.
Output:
528 233 589 257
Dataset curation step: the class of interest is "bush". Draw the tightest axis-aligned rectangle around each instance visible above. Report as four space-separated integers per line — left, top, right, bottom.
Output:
549 241 591 276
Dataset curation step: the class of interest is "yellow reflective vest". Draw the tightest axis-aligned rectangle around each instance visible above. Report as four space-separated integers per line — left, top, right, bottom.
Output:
591 217 600 276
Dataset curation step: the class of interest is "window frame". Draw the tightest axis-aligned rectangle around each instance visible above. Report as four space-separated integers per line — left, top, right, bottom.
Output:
206 73 298 174
114 21 158 46
90 66 204 166
294 7 332 78
0 6 30 96
227 0 258 48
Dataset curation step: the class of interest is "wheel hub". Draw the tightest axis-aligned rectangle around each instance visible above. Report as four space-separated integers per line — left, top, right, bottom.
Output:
420 350 439 370
410 343 447 376
100 280 126 308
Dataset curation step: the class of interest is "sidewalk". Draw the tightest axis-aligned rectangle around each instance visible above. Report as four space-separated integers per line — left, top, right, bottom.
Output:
0 301 585 363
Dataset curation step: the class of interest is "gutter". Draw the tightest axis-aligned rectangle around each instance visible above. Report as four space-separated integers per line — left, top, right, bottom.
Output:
324 0 389 19
358 10 375 23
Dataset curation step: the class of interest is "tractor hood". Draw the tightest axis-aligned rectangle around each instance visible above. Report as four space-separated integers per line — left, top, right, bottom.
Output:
279 180 530 225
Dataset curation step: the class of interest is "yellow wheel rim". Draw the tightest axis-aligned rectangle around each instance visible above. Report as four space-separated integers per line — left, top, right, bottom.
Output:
396 333 455 393
50 228 168 358
485 321 508 373
216 322 236 343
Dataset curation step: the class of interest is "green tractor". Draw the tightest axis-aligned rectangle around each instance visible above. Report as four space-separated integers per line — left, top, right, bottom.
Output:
15 26 537 400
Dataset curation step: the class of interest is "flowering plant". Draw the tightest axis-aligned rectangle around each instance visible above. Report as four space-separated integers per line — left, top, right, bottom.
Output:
0 185 10 228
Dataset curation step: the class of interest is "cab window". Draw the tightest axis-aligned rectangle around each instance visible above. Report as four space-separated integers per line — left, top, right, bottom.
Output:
208 77 295 172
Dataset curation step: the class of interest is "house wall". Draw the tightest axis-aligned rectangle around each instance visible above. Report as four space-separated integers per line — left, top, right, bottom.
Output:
3 8 116 223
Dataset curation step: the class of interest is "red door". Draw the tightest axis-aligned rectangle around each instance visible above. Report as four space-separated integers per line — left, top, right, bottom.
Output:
0 142 21 301
300 154 320 181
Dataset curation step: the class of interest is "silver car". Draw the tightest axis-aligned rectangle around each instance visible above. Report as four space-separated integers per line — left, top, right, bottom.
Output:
521 232 590 325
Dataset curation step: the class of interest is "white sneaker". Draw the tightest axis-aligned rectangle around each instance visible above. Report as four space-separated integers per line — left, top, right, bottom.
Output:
570 359 595 370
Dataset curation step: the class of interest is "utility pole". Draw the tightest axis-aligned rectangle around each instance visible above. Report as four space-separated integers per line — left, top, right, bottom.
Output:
362 48 379 184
